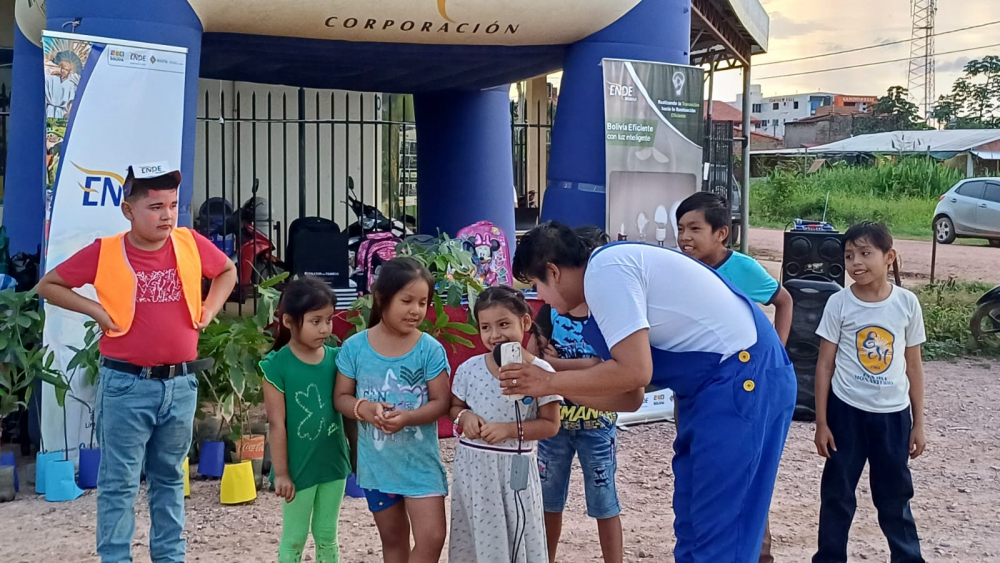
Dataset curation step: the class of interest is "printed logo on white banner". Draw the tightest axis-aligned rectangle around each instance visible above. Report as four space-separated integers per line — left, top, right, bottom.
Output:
107 47 185 73
72 163 124 208
608 82 637 102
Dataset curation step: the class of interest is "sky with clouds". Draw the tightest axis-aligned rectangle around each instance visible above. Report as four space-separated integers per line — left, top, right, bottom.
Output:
712 0 1000 103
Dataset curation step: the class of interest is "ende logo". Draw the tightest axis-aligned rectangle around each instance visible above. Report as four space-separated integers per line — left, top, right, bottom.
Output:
73 163 125 208
608 83 636 101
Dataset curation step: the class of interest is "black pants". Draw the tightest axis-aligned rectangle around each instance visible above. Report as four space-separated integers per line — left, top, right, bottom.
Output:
813 393 923 563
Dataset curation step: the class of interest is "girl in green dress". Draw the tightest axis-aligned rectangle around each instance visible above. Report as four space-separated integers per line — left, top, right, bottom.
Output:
262 277 352 563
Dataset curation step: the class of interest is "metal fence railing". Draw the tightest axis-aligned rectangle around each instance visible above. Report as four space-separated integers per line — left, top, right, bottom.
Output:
193 85 554 308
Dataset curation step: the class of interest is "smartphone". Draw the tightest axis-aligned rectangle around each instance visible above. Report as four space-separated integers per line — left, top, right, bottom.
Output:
498 342 525 402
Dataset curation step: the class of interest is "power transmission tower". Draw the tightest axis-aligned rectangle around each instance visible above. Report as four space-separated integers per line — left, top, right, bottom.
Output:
907 0 937 120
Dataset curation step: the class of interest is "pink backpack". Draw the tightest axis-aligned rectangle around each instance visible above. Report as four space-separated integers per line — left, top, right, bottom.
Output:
355 232 401 293
457 221 512 287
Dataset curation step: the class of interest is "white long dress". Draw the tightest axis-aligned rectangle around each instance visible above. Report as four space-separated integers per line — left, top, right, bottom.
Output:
448 355 561 563
45 72 78 119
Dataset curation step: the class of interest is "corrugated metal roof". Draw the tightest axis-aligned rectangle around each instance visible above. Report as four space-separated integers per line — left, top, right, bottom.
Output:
972 151 1000 161
751 129 1000 156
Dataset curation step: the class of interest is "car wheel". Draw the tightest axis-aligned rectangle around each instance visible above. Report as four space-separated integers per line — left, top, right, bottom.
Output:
934 216 956 244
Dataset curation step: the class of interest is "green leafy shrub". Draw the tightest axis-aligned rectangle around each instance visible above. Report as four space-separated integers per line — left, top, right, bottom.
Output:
0 289 69 418
915 281 997 361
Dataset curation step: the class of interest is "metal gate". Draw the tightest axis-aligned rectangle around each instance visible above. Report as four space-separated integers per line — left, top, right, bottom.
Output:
703 120 740 245
511 98 553 210
194 82 553 307
194 85 414 261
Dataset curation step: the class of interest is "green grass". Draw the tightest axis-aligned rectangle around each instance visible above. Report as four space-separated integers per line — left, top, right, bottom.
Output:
748 158 969 239
749 189 937 239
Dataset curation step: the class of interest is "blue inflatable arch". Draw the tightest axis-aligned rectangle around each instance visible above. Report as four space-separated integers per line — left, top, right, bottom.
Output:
5 0 764 254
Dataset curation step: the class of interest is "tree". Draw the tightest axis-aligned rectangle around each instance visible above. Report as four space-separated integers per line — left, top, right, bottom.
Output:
853 86 929 134
931 56 1000 129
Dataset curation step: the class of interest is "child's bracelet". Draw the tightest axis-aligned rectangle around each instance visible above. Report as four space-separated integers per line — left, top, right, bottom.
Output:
453 409 470 433
354 398 369 422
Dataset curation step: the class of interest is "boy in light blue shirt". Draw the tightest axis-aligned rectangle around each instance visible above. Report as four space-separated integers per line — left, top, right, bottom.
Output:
676 191 793 563
676 192 792 343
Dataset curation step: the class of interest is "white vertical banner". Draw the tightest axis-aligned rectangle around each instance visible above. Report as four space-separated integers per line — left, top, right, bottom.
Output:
40 31 188 460
602 59 704 426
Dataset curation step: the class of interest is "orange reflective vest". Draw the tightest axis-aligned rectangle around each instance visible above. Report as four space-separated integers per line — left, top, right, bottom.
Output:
94 227 202 338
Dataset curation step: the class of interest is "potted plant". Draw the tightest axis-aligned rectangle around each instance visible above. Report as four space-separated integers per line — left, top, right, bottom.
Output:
197 273 285 489
0 288 71 500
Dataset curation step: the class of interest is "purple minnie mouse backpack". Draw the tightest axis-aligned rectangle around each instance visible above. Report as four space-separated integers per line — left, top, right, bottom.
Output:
355 231 401 293
457 221 512 287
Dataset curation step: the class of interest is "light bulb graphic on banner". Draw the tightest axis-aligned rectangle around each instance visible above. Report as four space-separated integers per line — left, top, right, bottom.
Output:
669 201 682 247
636 212 648 242
654 205 669 246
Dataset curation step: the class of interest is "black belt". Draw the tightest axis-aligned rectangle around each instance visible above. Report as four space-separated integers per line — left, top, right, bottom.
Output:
101 357 215 380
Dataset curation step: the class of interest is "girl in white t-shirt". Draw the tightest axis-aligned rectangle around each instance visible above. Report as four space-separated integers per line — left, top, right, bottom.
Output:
448 286 562 563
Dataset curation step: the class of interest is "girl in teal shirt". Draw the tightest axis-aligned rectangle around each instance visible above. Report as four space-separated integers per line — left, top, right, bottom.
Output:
335 257 452 563
262 277 352 563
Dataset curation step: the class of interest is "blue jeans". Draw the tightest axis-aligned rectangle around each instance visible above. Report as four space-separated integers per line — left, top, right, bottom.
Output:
95 365 198 563
537 424 620 519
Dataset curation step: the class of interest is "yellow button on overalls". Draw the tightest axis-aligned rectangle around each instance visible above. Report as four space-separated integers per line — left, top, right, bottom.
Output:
743 380 755 392
738 351 751 363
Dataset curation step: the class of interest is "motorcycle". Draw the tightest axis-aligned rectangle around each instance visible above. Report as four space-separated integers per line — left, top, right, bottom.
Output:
344 177 415 249
197 178 284 302
971 284 1000 344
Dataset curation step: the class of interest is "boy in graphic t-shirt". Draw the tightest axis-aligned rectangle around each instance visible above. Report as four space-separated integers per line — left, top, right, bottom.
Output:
37 163 236 563
812 222 927 563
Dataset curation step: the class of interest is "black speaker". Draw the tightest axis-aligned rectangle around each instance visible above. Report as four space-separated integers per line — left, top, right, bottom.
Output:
784 276 843 422
286 217 350 288
782 231 846 286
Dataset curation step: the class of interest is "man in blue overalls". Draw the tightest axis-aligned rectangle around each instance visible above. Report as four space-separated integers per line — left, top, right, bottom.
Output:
501 222 796 563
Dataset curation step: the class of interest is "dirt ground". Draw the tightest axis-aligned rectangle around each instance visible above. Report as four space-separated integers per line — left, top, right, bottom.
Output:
747 228 999 284
4 357 999 563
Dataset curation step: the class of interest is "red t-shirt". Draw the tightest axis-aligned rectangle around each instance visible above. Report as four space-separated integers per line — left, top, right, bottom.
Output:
56 230 229 366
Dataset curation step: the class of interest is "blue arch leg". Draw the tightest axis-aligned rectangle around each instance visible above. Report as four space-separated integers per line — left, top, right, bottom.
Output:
414 86 516 241
4 26 46 256
542 0 692 228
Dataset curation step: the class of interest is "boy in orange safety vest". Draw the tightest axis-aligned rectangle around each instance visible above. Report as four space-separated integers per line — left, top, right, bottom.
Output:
38 162 237 563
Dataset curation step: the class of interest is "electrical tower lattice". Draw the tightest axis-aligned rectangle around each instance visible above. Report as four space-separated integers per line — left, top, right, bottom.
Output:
907 0 937 120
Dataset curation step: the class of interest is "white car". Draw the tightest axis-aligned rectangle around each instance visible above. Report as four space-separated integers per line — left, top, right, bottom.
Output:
933 178 1000 247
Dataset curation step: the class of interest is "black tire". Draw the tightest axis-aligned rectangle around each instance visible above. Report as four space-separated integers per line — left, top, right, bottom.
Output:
971 302 1000 344
730 222 742 248
988 239 1000 248
934 215 956 244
